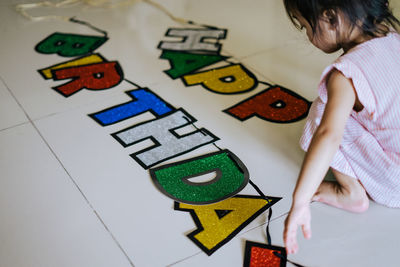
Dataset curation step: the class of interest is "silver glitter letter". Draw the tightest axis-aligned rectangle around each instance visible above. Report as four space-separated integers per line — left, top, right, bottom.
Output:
112 108 219 169
158 29 227 53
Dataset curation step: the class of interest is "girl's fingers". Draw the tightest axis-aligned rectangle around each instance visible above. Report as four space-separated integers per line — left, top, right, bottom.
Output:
291 242 299 254
302 223 312 239
284 206 311 254
284 220 298 254
286 234 298 254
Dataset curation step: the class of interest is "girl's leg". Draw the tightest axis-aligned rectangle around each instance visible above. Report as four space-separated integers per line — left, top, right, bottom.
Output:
312 169 369 213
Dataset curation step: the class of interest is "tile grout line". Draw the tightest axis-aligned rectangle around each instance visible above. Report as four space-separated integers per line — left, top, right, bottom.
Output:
166 211 290 266
26 79 166 126
166 251 203 267
0 76 135 267
221 48 276 86
225 39 299 61
240 212 289 236
0 121 31 133
28 82 140 124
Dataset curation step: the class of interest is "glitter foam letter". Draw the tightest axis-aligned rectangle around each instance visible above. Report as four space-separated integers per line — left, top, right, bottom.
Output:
52 61 123 97
243 241 287 267
112 108 219 169
158 28 227 53
160 50 228 79
149 150 249 204
175 195 281 255
35 32 108 57
224 85 311 123
89 88 175 126
183 64 258 94
39 54 105 79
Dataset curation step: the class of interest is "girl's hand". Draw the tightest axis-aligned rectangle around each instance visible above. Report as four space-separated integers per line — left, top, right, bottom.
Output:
283 203 312 254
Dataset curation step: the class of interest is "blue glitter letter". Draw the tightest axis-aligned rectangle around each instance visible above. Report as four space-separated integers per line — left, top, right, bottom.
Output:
89 88 175 126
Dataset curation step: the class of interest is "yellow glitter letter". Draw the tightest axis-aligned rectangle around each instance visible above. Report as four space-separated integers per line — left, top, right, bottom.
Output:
175 195 280 255
183 64 258 94
38 54 105 79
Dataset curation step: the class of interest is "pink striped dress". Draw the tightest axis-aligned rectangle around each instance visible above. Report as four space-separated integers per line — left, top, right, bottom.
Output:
300 32 400 208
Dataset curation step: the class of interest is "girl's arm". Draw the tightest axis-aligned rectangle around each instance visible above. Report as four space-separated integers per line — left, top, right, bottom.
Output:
284 69 357 254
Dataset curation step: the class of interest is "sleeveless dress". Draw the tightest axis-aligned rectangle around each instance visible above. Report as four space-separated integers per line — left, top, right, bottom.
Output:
300 32 400 208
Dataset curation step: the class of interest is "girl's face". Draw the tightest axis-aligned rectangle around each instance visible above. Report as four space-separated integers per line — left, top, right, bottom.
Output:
294 15 341 53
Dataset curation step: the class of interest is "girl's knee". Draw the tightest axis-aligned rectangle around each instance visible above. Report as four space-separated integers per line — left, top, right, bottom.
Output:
349 185 369 213
331 169 365 192
331 169 370 212
354 194 369 213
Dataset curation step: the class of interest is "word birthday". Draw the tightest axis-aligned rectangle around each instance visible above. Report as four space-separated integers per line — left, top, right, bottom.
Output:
34 26 309 256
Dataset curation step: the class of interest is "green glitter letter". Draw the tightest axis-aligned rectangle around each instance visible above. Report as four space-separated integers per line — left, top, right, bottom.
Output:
160 50 227 79
35 32 108 57
149 150 249 204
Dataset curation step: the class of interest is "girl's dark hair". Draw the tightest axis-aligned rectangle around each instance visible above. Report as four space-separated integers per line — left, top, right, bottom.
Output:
283 0 400 37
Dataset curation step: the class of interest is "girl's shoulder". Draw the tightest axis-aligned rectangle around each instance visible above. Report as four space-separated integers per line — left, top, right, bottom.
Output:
318 32 400 117
328 31 400 76
341 31 400 59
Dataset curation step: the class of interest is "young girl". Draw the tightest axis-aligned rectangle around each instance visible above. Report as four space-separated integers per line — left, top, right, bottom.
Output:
282 0 400 254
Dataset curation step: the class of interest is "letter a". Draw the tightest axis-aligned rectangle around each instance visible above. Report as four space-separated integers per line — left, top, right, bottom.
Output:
175 195 281 255
160 50 228 79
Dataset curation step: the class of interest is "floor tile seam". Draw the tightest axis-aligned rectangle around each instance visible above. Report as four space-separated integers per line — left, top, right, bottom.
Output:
221 48 277 86
123 77 171 92
29 102 97 123
0 74 136 267
0 121 31 133
30 107 137 267
228 39 299 61
166 251 203 267
24 77 171 123
29 78 184 125
0 75 30 129
239 211 289 237
239 201 323 238
244 63 279 87
165 210 289 266
27 85 142 122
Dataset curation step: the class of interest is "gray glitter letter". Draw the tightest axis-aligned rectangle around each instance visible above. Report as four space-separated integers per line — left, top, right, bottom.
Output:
112 109 219 169
159 29 227 53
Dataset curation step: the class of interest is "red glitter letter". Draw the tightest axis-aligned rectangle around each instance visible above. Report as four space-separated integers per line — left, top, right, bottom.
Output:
52 61 123 97
243 241 287 267
224 86 311 123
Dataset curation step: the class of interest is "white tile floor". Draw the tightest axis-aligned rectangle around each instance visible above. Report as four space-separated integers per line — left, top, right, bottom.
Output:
1 0 399 266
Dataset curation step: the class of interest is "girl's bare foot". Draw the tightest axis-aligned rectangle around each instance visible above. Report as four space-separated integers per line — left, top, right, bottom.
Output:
311 169 369 213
